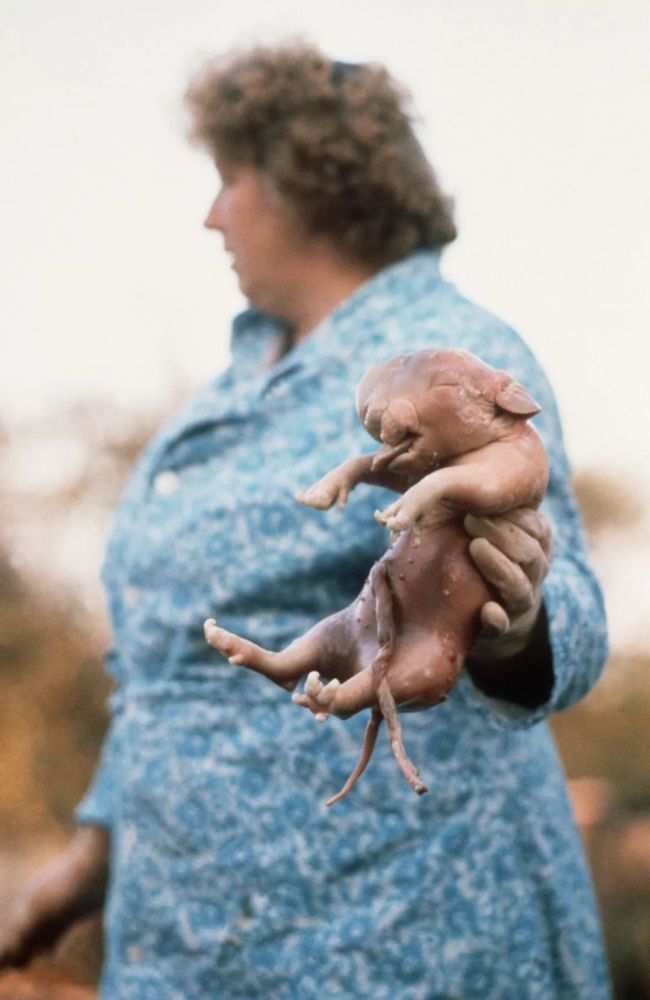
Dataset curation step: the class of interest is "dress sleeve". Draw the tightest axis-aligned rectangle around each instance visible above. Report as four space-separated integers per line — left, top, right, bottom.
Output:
536 444 609 715
75 655 124 829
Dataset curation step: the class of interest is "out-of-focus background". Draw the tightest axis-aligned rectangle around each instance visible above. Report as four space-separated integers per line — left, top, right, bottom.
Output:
1 1 649 997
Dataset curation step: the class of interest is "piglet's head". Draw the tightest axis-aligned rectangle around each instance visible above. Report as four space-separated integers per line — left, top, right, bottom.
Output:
356 349 540 474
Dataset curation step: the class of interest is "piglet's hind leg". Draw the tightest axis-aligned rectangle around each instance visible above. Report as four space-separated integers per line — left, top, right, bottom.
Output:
204 619 326 691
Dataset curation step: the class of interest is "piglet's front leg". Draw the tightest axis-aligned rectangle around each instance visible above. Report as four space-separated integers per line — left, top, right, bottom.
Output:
295 453 377 510
376 464 492 532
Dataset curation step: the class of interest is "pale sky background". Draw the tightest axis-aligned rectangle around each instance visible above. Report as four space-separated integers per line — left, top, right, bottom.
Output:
2 0 649 646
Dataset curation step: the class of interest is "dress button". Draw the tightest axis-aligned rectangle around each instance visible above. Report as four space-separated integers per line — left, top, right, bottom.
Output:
153 470 180 496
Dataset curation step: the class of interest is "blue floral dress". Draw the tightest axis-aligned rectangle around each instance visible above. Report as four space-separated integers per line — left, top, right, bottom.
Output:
78 251 610 999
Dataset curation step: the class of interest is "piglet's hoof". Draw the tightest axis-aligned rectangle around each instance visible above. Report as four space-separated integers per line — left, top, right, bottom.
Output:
375 508 412 533
295 487 333 510
292 672 340 720
295 480 349 511
204 619 250 664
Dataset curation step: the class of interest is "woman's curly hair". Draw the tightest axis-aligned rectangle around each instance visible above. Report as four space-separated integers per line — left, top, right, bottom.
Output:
185 42 457 269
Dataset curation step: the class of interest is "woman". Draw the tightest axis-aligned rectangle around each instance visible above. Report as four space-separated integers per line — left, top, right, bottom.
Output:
0 43 609 998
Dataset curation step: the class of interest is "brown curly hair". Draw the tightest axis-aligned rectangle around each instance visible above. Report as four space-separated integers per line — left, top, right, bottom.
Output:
185 41 457 269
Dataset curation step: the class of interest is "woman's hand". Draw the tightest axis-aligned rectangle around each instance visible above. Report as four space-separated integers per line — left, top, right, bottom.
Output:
465 508 553 662
0 826 109 970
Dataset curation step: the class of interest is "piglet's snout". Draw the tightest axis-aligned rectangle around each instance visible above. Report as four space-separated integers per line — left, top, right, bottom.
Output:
371 437 415 471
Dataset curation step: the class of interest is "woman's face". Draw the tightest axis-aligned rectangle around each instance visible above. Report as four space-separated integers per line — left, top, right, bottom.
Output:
204 162 309 311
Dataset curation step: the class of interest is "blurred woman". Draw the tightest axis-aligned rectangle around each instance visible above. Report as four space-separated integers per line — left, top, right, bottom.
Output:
0 43 609 999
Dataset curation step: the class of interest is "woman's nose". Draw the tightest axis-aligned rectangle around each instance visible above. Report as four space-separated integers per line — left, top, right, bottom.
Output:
204 194 223 231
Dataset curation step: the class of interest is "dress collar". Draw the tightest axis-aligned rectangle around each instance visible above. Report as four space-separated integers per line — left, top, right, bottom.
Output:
148 251 443 468
229 249 443 379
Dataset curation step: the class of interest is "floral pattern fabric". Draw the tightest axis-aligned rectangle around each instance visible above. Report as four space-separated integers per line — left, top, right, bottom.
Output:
78 250 610 999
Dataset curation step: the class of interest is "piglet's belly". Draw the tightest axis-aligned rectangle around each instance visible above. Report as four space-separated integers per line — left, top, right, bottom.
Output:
350 519 492 708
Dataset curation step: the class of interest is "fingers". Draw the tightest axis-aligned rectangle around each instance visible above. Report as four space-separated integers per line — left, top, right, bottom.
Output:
465 508 550 656
464 511 551 588
479 601 510 637
468 537 536 617
506 508 553 560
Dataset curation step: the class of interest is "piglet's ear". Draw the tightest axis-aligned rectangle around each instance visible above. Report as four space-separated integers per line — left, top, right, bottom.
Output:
495 381 541 417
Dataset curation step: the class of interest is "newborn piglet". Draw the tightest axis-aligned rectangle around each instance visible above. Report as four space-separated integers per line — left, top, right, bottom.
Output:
205 349 549 804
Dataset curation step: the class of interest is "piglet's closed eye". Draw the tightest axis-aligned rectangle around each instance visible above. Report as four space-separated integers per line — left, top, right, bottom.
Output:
380 397 420 442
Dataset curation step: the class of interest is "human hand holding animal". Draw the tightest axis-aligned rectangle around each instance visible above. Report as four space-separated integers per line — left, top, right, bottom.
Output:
465 507 552 656
205 349 550 803
296 350 552 655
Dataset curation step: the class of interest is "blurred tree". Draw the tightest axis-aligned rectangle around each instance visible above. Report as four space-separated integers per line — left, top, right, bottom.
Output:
573 468 645 538
557 469 650 997
0 398 166 846
0 540 110 843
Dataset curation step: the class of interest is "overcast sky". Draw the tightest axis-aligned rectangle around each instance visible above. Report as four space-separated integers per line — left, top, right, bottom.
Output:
2 0 649 495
